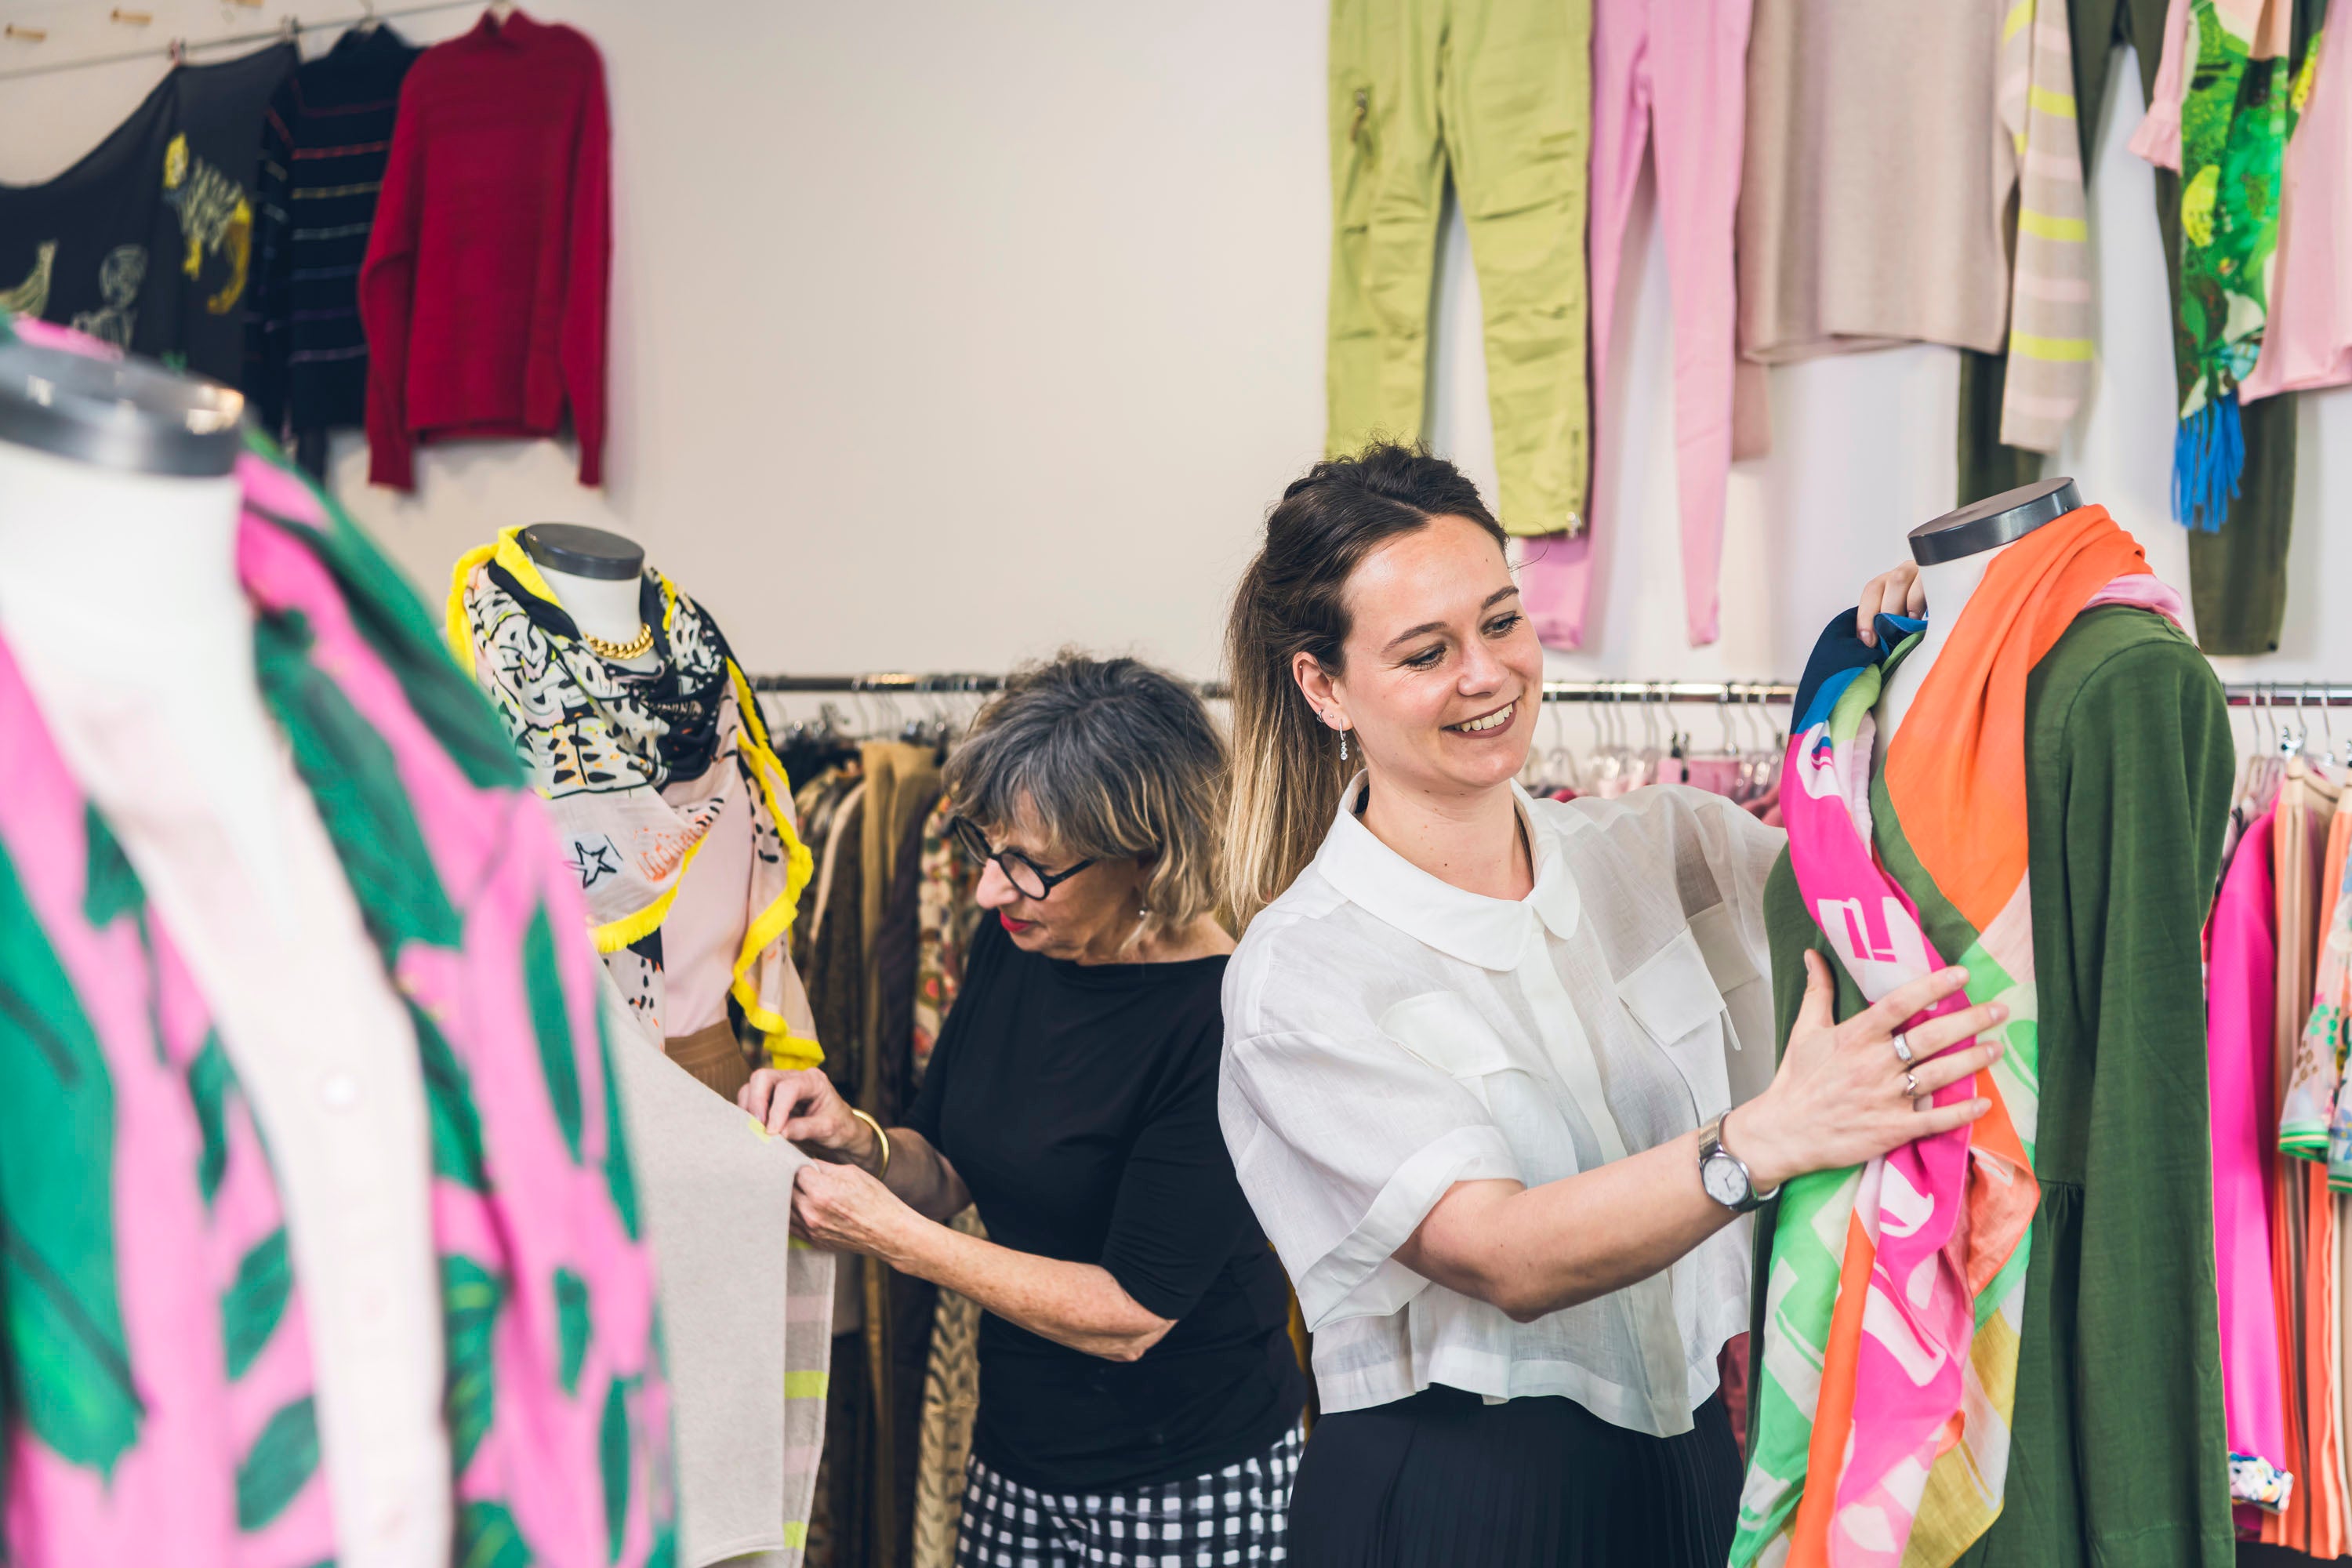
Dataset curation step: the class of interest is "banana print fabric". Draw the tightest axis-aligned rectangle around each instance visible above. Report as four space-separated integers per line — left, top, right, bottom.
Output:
0 378 673 1564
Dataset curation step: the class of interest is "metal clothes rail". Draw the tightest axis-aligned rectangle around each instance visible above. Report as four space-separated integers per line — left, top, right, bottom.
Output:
747 673 2352 706
0 0 490 83
746 673 1801 704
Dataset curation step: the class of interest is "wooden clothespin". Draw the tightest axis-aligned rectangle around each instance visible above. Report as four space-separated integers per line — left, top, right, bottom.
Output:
111 9 155 25
4 23 48 41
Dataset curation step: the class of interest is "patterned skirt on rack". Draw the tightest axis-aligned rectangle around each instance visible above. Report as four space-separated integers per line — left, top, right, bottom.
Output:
954 1422 1301 1568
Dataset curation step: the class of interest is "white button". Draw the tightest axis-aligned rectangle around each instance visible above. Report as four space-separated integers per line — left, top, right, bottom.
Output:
319 1073 360 1109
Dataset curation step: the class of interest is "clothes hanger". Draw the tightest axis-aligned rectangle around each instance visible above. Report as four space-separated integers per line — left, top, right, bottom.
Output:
1544 697 1578 796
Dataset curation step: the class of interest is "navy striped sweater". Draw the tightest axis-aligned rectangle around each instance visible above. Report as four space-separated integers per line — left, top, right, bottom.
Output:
244 24 418 475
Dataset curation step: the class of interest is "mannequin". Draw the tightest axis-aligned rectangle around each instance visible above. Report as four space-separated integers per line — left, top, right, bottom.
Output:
506 521 763 1053
1877 477 2082 739
0 340 448 1566
521 521 652 657
1741 477 2235 1567
0 355 292 909
496 518 837 1567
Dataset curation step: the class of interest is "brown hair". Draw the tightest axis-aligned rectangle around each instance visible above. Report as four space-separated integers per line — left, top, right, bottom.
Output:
1221 442 1508 928
944 650 1227 942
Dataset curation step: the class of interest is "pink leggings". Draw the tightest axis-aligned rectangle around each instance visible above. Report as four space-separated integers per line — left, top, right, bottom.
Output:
1523 0 1751 651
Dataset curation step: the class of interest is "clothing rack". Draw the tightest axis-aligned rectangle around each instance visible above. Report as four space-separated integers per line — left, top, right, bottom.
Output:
0 0 486 84
748 673 1803 704
749 673 2352 706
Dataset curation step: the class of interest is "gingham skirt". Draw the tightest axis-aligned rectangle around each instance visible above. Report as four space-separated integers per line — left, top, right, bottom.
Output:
954 1422 1302 1568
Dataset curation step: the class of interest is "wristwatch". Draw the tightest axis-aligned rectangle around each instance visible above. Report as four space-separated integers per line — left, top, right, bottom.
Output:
1698 1112 1778 1214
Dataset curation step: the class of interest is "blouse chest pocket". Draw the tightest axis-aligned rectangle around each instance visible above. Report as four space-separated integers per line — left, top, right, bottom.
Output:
1380 990 1581 1187
1617 929 1733 1124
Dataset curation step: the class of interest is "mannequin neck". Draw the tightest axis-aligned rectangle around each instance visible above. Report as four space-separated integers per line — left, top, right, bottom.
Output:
535 561 648 648
0 439 299 914
0 440 249 688
1876 544 2005 741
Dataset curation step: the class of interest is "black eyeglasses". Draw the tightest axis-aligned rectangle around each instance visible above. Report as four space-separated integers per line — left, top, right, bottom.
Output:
949 815 1095 900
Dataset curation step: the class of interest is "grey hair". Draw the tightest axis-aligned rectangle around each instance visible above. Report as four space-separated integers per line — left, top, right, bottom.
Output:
944 650 1228 939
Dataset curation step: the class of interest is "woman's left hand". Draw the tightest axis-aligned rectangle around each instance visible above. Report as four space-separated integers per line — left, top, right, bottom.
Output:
792 1159 922 1261
1857 561 1926 647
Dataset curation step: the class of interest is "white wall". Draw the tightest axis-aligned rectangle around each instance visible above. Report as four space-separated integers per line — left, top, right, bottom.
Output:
0 0 2343 694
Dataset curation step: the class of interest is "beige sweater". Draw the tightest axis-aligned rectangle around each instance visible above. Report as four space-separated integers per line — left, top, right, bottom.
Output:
604 978 837 1568
1738 0 2025 365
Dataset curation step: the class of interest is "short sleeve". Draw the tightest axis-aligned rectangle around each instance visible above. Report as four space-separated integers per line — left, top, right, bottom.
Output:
903 909 1015 1149
1220 1015 1519 1334
1096 1023 1254 1322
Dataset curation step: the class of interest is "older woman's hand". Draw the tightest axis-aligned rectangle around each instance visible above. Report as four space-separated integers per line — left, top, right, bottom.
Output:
1857 561 1927 647
739 1065 879 1170
792 1160 921 1261
1730 951 2005 1190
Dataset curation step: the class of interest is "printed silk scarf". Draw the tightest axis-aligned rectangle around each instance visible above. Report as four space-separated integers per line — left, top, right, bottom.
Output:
449 529 817 1068
2171 0 2319 530
2285 829 2352 1184
0 406 672 1559
1730 506 2183 1568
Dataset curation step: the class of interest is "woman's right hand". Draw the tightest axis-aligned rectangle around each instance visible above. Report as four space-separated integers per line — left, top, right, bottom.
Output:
1730 951 2006 1191
739 1067 880 1171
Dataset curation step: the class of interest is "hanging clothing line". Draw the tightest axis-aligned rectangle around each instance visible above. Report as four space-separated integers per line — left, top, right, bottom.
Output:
746 673 2352 706
0 0 484 83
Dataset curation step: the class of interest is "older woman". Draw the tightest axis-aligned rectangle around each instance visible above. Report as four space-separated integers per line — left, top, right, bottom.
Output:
1217 444 1998 1566
742 654 1307 1568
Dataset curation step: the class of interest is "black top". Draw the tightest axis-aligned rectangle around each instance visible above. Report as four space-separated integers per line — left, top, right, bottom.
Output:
904 913 1305 1491
0 42 294 383
245 27 419 473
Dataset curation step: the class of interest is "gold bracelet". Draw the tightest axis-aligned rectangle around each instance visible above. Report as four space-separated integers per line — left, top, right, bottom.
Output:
848 1108 891 1180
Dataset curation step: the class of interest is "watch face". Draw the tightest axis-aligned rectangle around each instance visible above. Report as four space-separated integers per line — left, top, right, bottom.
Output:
1701 1152 1751 1209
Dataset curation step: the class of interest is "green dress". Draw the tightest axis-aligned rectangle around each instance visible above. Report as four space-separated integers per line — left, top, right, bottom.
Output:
1750 606 2237 1566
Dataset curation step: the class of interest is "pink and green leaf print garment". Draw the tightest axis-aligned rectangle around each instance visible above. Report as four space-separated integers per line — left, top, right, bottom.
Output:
0 327 674 1567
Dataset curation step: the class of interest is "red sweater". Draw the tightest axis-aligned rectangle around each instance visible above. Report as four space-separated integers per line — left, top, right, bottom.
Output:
360 9 609 490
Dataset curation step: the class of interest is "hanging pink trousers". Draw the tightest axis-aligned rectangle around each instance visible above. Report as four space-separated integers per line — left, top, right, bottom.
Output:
1523 0 1751 650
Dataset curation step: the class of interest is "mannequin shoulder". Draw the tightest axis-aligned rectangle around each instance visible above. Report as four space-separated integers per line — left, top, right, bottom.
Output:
2033 606 2219 725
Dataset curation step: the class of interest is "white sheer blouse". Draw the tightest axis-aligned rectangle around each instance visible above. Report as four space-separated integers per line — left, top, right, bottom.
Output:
1219 781 1785 1436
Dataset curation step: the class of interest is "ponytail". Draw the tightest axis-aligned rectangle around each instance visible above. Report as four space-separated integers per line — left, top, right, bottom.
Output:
1220 443 1506 929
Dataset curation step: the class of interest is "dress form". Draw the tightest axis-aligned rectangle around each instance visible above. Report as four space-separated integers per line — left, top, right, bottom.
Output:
522 521 652 656
1877 478 2082 742
0 394 296 910
0 342 449 1568
520 521 752 1041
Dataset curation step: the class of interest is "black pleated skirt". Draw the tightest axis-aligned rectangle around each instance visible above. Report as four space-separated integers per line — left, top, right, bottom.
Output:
1286 1385 1741 1568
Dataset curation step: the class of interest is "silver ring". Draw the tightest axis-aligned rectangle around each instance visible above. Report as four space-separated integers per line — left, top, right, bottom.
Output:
1903 1069 1920 1099
1891 1032 1916 1065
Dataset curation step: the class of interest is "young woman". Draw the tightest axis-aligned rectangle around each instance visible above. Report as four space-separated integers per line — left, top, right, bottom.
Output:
1217 444 1998 1566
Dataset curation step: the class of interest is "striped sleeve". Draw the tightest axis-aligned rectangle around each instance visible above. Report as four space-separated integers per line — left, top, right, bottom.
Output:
1999 0 2094 452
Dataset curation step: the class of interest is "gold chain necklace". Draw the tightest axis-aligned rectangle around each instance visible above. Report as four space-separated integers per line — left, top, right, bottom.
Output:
583 624 655 660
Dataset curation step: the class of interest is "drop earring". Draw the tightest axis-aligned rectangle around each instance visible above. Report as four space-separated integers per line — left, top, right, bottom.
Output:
1340 727 1349 763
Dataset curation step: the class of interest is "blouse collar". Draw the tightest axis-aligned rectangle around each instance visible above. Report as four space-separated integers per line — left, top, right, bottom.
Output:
1312 776 1581 971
